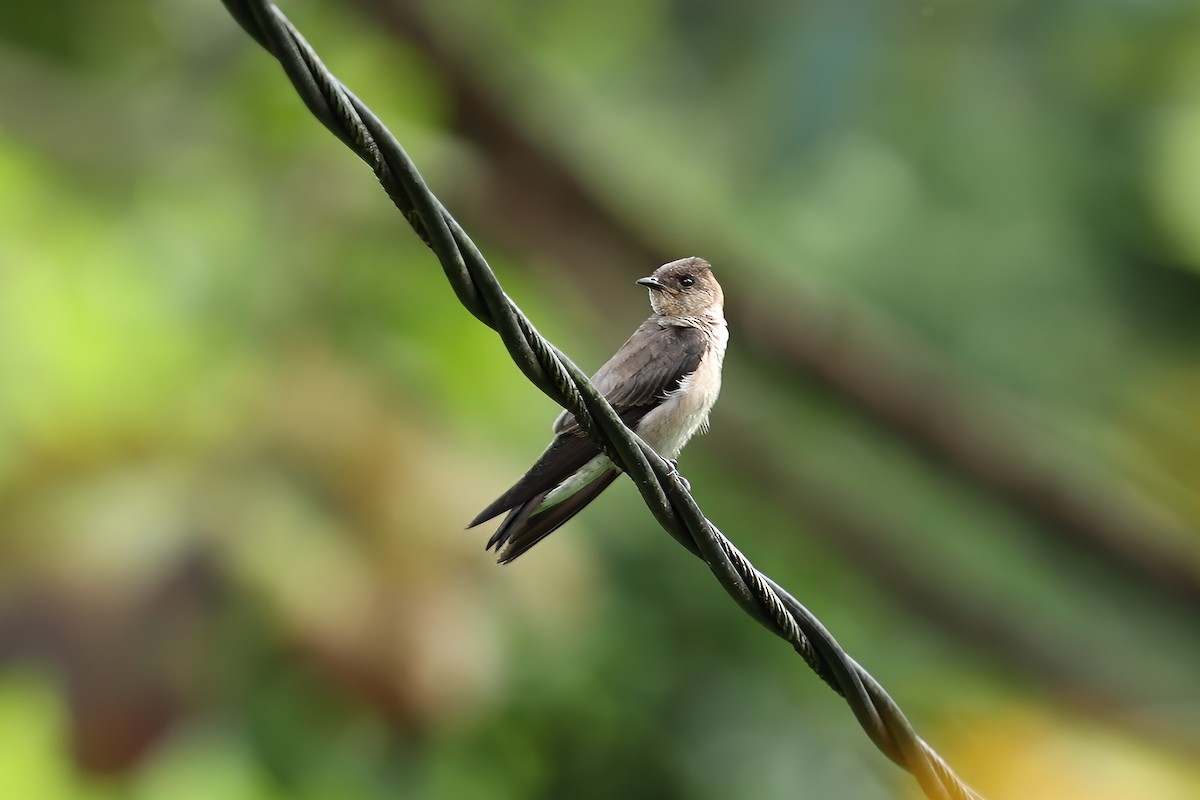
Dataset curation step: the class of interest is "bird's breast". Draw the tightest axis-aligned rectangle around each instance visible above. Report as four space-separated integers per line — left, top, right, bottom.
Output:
637 322 727 458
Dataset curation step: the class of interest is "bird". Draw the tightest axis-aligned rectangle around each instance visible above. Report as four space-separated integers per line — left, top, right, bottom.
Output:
469 256 728 563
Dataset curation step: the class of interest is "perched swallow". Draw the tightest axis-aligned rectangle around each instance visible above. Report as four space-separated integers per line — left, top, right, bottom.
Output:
469 257 728 563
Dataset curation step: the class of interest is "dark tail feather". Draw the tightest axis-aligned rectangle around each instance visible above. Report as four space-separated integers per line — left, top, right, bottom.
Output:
468 436 602 528
470 481 537 528
487 470 619 563
469 495 515 529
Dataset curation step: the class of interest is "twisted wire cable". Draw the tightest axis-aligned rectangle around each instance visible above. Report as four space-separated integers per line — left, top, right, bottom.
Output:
219 2 985 797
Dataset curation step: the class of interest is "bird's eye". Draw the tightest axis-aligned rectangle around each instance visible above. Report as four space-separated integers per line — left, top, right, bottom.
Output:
679 275 695 288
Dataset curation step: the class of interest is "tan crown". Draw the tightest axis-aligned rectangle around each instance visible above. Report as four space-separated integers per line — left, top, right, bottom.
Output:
639 257 723 317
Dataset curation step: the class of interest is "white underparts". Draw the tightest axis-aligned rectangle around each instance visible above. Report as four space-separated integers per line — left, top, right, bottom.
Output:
534 454 613 513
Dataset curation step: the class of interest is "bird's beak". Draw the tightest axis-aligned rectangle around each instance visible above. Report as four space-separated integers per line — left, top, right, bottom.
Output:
636 276 666 290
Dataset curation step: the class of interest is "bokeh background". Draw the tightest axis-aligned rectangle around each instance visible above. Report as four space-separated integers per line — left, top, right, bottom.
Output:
2 0 1200 798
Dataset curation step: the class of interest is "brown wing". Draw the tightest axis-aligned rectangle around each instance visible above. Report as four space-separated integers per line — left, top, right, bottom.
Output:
469 320 706 532
554 320 707 434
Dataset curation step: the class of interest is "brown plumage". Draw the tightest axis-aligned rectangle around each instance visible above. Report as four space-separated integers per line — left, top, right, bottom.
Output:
469 257 728 562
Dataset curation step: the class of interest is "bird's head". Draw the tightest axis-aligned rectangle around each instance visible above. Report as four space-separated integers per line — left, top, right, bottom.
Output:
636 257 723 318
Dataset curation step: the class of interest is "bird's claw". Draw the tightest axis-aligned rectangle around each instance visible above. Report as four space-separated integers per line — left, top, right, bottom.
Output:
665 458 691 492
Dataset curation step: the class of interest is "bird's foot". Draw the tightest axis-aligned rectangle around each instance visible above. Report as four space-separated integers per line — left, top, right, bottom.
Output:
665 459 691 492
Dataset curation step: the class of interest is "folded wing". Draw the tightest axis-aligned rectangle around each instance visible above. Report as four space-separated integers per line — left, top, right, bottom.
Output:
469 321 708 561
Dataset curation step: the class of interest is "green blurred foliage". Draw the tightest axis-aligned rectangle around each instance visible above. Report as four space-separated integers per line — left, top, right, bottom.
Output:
1 1 1199 799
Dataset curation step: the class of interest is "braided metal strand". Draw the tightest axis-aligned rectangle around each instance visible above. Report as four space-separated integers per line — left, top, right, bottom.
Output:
219 3 986 798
